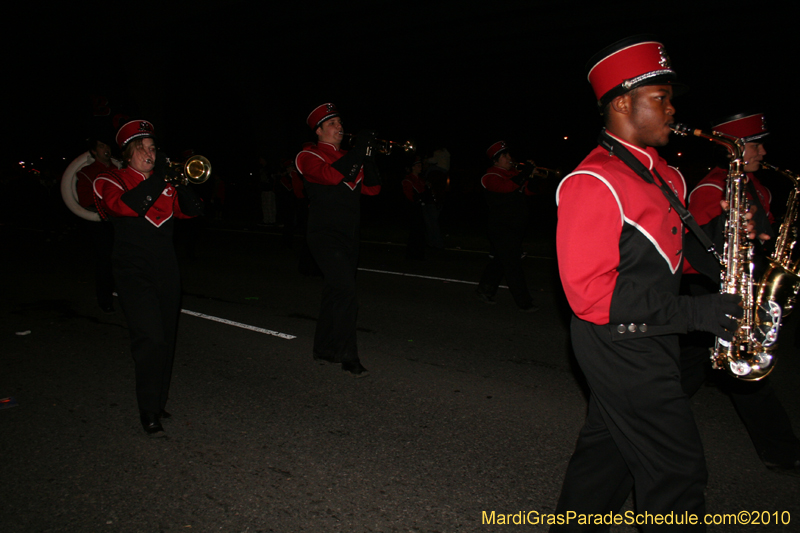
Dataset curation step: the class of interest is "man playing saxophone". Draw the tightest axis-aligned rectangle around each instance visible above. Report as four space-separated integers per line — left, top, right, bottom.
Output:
683 112 800 477
551 36 744 530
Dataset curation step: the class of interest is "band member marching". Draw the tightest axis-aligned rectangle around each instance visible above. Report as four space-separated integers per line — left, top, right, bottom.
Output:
551 37 743 530
75 133 118 313
476 141 537 311
93 120 203 435
683 112 800 477
294 103 380 377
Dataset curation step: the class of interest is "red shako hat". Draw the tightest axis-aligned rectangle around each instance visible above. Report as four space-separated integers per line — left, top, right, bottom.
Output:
587 35 682 107
713 112 769 143
116 120 154 148
307 103 340 130
486 141 509 159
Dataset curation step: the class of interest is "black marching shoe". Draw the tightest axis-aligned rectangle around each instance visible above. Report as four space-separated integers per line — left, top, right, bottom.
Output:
342 361 369 378
140 412 165 435
159 410 172 420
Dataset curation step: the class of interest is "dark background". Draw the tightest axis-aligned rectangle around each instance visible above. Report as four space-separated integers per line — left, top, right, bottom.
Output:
4 1 793 189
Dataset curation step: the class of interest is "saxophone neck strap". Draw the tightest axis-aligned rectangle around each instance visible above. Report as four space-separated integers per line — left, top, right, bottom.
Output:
598 130 721 262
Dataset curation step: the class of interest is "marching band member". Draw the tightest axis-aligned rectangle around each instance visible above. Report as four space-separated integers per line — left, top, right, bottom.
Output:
476 141 537 311
93 120 203 435
683 112 800 477
402 157 429 259
76 134 117 313
551 37 742 530
294 103 380 377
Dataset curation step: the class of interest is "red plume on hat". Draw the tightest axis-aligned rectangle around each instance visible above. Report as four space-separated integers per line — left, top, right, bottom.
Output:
713 112 769 143
307 103 339 130
587 35 684 108
116 120 155 148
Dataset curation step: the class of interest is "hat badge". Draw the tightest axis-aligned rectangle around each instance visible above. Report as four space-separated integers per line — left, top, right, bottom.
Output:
761 115 768 132
658 46 671 69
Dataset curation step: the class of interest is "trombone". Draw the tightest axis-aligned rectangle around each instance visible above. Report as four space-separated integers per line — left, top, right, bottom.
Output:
344 133 416 156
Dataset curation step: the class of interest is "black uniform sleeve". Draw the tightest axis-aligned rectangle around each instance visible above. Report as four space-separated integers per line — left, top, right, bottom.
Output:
120 175 168 216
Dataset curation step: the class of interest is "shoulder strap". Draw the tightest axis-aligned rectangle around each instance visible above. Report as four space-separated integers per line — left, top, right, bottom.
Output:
598 130 722 264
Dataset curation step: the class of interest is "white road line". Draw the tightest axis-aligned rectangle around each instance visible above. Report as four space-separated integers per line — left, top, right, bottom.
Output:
181 309 296 339
357 268 508 289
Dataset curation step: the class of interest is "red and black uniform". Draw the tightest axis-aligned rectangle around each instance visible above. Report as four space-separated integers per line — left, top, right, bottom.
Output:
477 165 534 308
685 168 800 471
554 132 707 522
76 160 116 310
76 160 113 208
94 166 199 417
295 141 379 365
689 166 773 226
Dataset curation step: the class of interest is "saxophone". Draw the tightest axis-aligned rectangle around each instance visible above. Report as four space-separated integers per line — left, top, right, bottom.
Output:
672 123 774 380
755 161 800 336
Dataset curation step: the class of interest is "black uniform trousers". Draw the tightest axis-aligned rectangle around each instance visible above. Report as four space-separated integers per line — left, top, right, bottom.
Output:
406 203 426 260
305 182 362 365
479 206 532 308
112 218 181 416
552 317 707 532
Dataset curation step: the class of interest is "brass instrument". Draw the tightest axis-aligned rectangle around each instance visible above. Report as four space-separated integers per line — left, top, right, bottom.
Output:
755 161 800 325
672 122 774 380
513 160 562 179
61 151 122 222
344 133 416 155
165 155 212 186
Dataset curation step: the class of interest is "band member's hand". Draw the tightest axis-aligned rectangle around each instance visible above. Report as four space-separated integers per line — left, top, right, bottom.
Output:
353 129 377 158
687 293 743 341
152 149 169 181
719 201 771 241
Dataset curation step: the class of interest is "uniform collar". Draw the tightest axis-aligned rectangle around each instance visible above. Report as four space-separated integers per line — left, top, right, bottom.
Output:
317 141 341 152
605 130 658 170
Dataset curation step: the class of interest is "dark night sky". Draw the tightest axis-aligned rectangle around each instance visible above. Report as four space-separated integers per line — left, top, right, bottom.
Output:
5 1 793 182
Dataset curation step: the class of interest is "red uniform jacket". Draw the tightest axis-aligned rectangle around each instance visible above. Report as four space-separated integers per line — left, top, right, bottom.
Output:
557 132 688 329
93 167 193 227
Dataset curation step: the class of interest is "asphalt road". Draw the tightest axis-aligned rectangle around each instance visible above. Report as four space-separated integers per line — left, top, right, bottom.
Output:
2 221 799 532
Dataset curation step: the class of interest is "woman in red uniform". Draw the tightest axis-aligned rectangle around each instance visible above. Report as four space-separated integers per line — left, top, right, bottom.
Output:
94 120 202 435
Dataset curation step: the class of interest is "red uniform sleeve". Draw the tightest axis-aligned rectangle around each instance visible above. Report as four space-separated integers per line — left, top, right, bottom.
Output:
481 172 521 193
556 174 623 325
688 182 724 226
296 150 345 186
93 174 139 217
402 179 415 202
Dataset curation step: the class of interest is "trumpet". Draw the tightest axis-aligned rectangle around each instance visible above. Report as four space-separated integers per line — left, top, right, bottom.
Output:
513 160 562 179
344 133 416 155
165 155 212 186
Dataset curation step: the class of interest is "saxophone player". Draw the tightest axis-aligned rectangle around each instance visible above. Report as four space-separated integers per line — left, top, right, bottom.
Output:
683 112 800 477
551 36 743 530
